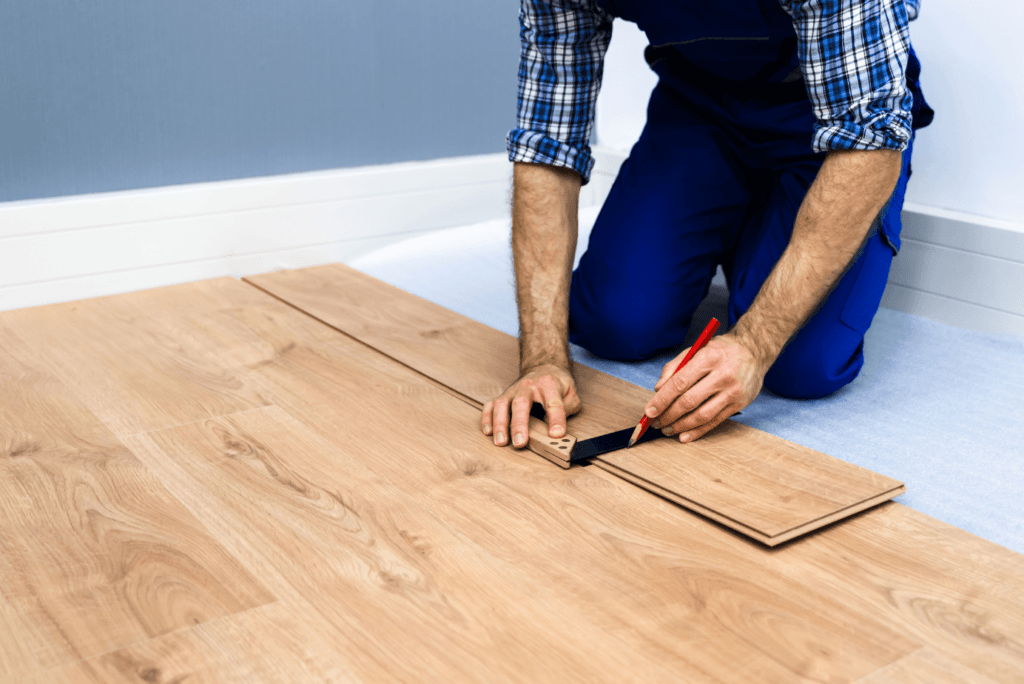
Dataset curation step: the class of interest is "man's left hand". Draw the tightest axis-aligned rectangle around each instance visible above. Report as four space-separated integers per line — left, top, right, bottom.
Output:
645 333 767 443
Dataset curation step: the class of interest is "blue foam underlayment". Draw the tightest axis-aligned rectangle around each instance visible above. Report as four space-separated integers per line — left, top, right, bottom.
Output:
351 206 1024 554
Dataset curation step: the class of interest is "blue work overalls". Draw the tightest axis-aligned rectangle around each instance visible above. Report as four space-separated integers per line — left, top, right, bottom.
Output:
569 0 933 399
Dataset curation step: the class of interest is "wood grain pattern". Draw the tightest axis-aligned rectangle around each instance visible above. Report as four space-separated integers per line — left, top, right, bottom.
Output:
219 344 917 682
0 321 274 671
245 263 905 544
781 503 1024 684
854 647 1000 684
598 459 905 545
0 590 38 680
3 274 1023 683
123 406 706 683
115 279 918 681
596 420 907 541
2 287 269 437
136 276 1024 682
28 602 363 684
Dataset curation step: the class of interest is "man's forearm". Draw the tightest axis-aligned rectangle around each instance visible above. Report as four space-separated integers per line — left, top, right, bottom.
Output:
511 162 581 371
731 149 902 368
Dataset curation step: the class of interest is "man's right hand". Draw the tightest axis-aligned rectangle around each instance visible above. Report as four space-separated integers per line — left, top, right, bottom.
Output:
481 364 582 448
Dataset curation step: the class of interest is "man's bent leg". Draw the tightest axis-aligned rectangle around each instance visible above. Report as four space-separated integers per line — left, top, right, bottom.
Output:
569 84 750 361
728 140 915 399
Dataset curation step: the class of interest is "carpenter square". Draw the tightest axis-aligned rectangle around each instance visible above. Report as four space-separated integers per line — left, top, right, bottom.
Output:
528 403 666 466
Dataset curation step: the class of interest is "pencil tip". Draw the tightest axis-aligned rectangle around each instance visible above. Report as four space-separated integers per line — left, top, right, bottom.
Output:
626 438 635 449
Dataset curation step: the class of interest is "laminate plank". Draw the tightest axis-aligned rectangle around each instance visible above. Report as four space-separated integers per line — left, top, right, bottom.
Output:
123 406 709 684
0 321 274 673
244 264 905 544
0 591 39 680
596 420 906 540
597 458 904 545
245 368 918 682
1 285 269 437
246 264 520 401
28 602 363 684
237 268 1024 680
11 275 1018 682
131 282 925 682
854 647 1000 684
779 504 1024 684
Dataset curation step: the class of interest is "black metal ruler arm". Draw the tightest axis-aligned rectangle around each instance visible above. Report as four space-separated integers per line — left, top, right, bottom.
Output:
529 403 666 464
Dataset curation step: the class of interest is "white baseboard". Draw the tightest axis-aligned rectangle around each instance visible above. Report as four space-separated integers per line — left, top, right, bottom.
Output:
884 203 1024 334
0 154 513 312
5 146 1021 338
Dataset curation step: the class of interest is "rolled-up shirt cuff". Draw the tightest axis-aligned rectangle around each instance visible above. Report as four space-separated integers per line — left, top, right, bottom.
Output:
812 115 913 153
506 129 595 185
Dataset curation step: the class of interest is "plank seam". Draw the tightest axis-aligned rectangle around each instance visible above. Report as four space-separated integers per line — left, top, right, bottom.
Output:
847 646 928 684
240 276 485 413
240 276 598 470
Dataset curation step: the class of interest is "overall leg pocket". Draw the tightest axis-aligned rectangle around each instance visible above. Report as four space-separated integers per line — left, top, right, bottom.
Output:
839 230 896 336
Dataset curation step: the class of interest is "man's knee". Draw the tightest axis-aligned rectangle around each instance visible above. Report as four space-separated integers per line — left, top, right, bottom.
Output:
763 330 865 400
569 281 684 361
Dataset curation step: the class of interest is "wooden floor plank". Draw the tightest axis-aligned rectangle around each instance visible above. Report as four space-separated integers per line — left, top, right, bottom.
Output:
240 267 1024 681
2 284 269 437
0 590 40 680
27 602 363 684
780 504 1024 683
0 322 274 673
123 406 711 684
5 274 1023 682
132 282 925 682
244 264 905 544
241 359 919 682
854 647 1001 684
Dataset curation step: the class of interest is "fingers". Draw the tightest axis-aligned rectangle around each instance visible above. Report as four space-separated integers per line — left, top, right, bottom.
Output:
661 390 732 436
508 391 535 448
539 380 567 438
482 365 581 449
645 354 713 421
490 395 512 446
654 348 689 391
651 373 720 429
672 403 736 444
481 401 494 438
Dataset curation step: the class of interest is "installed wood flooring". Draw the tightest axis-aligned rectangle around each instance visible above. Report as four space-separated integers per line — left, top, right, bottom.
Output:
245 264 905 545
0 273 1022 683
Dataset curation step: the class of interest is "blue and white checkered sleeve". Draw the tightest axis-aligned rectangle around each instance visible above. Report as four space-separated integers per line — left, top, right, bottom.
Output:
782 0 914 152
506 0 613 185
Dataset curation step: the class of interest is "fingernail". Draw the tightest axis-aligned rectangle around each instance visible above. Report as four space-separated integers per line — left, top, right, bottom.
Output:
514 433 524 446
679 433 691 443
483 423 492 435
496 432 505 445
651 421 661 429
646 406 658 418
662 426 673 436
551 425 565 437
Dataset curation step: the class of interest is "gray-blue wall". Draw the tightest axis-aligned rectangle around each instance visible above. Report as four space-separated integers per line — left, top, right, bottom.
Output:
0 2 519 202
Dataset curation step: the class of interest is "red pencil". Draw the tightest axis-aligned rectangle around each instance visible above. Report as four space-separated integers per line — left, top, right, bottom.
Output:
627 317 721 448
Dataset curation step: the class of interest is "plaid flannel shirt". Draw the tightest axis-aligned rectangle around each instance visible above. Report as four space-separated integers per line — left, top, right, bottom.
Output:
508 0 920 184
